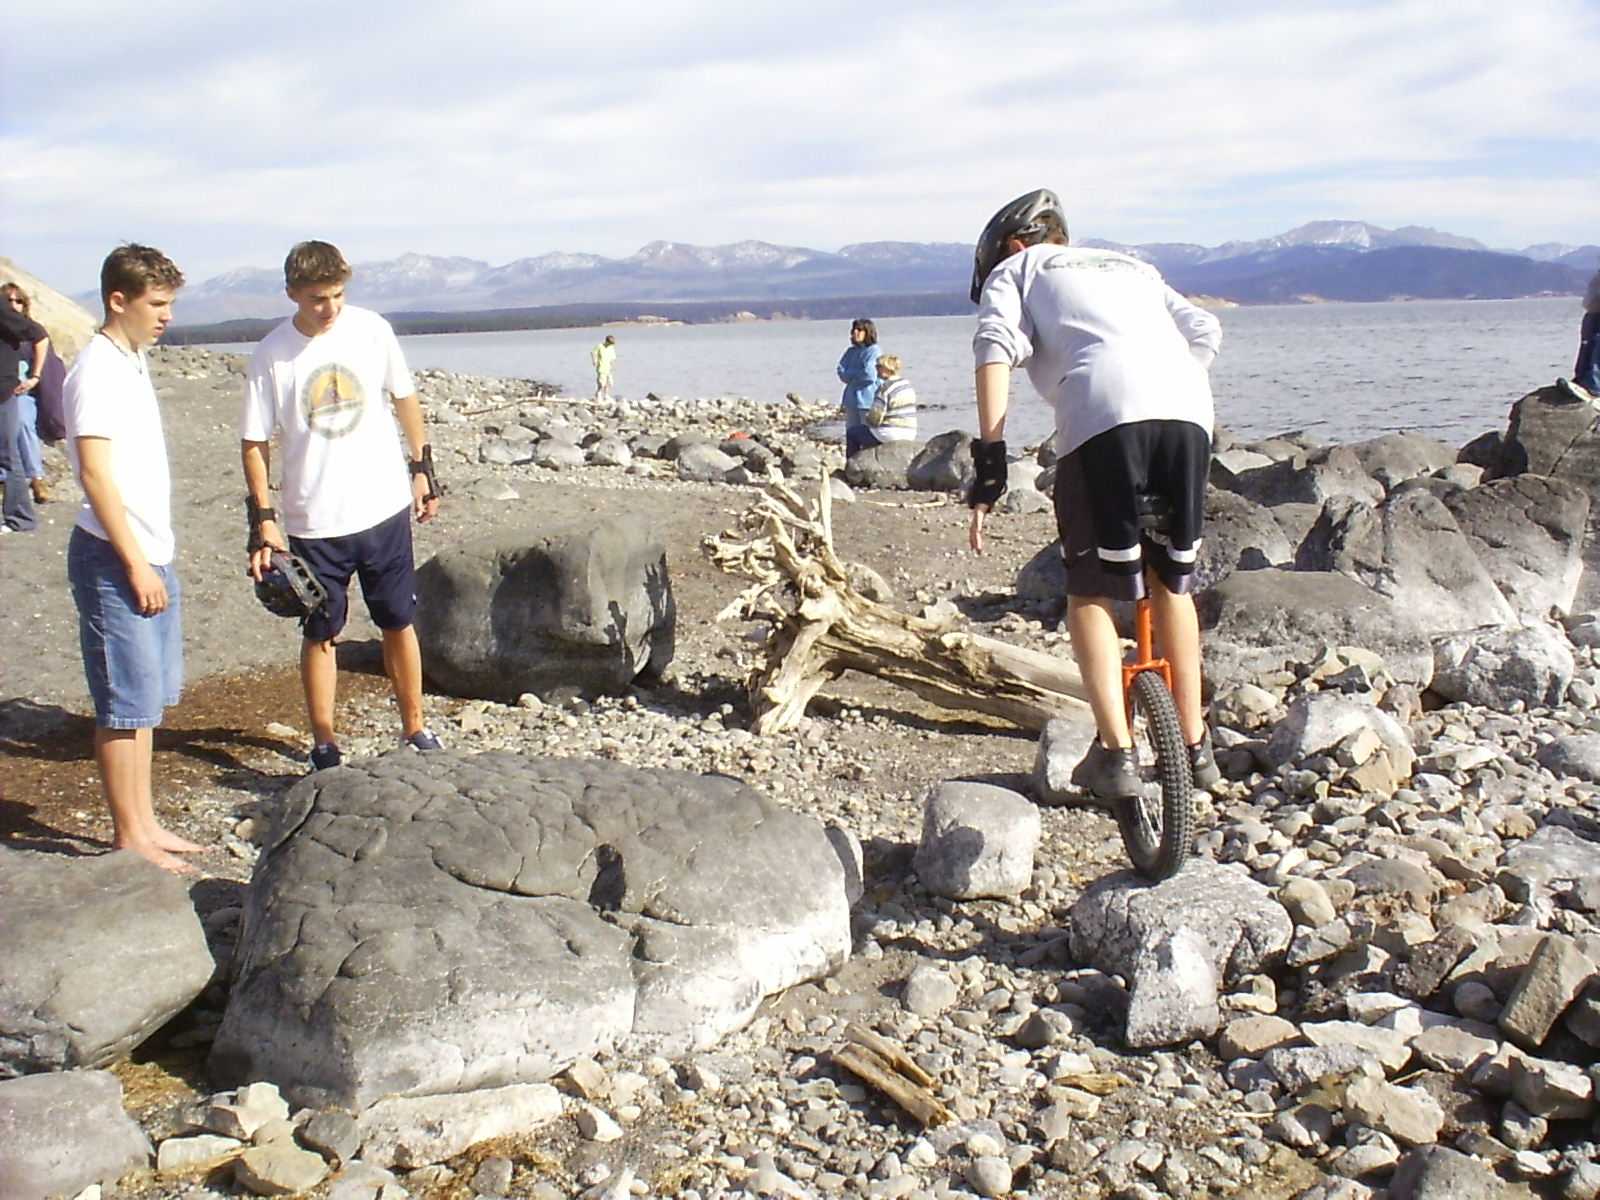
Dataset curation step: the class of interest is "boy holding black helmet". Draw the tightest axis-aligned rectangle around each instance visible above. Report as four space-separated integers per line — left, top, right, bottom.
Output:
965 190 1223 800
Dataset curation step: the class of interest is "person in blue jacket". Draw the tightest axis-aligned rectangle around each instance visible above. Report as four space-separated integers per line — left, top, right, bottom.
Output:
836 317 881 456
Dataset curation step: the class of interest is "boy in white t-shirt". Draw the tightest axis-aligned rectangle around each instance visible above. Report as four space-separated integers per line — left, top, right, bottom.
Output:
64 244 202 874
241 241 442 770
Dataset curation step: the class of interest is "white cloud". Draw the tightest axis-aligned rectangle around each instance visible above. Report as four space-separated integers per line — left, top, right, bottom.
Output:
2 0 1596 289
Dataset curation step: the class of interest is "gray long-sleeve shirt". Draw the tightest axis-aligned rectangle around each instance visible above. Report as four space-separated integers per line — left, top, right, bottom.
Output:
973 244 1221 456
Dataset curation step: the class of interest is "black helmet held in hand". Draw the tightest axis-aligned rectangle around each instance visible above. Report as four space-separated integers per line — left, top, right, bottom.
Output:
970 188 1067 304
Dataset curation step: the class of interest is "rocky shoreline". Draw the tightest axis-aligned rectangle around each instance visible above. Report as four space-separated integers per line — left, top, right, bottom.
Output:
3 348 1600 1200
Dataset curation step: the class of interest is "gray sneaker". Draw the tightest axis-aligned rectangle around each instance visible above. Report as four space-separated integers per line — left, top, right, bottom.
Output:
1070 740 1140 801
1189 729 1221 789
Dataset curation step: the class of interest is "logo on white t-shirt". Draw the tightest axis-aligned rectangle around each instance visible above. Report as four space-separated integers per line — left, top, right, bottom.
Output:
301 363 366 438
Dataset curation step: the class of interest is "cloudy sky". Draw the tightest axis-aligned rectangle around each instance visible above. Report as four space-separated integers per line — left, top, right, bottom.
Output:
3 0 1597 292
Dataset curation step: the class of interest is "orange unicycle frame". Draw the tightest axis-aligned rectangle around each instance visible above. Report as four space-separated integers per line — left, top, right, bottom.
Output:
1121 596 1173 723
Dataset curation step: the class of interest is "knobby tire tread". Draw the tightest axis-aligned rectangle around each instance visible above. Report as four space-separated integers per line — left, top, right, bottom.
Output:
1116 669 1194 880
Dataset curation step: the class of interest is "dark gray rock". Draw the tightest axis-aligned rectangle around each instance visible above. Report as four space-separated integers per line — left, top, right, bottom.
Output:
1197 569 1435 691
1536 733 1600 783
675 443 740 482
1431 624 1575 709
1194 488 1294 591
1489 383 1600 610
0 847 214 1076
907 430 975 492
0 1070 151 1200
1016 542 1065 604
1443 475 1591 619
415 518 674 701
843 441 920 490
1296 488 1515 634
1388 1145 1510 1199
534 438 586 470
659 432 716 461
1223 444 1384 509
478 436 537 466
1068 863 1292 1048
1347 432 1458 494
210 753 851 1110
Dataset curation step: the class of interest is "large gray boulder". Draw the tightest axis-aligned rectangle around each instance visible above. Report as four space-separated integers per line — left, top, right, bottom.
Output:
676 443 741 483
1347 432 1458 494
0 847 214 1076
907 430 975 492
843 440 920 490
1489 384 1600 610
1431 623 1576 709
0 1070 151 1200
415 518 674 702
1224 444 1384 509
1069 863 1293 1048
210 752 851 1110
1443 476 1591 620
1296 488 1516 634
1197 569 1435 691
1194 488 1294 591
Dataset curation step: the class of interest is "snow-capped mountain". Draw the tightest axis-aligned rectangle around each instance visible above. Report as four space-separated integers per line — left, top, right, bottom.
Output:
155 222 1590 325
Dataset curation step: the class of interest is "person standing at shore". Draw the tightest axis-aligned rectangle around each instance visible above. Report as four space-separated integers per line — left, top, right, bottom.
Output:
1575 268 1600 395
965 189 1223 800
836 318 880 456
0 283 51 532
241 241 443 771
592 334 617 401
63 244 202 873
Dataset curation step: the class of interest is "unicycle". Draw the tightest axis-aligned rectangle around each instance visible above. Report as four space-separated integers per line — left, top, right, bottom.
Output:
1113 498 1194 880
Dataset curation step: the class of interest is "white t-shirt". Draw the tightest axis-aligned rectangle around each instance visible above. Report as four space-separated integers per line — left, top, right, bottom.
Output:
64 334 175 565
973 244 1221 456
242 305 416 538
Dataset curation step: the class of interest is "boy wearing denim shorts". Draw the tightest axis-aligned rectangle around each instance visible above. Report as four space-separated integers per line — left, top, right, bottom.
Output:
965 190 1223 800
64 244 202 873
241 241 442 770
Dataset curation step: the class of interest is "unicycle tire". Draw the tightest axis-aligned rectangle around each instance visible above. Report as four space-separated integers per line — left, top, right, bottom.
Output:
1116 669 1194 880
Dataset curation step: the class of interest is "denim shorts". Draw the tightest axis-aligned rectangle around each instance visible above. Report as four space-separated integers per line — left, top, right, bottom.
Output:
68 526 184 729
290 506 417 643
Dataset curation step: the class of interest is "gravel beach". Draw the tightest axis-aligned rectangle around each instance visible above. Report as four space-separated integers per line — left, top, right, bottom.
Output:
6 346 1600 1200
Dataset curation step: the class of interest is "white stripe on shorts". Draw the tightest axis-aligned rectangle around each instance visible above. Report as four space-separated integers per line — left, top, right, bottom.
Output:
1097 545 1143 563
1165 542 1200 564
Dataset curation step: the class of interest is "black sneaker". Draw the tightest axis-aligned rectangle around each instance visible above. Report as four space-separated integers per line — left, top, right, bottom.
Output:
1070 741 1140 801
404 729 444 752
309 742 343 772
1189 729 1221 789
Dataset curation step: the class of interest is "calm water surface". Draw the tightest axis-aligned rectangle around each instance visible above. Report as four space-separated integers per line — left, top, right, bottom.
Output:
215 297 1581 448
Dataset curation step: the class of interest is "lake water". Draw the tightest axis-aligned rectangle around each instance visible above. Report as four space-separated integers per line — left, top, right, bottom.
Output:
214 297 1583 449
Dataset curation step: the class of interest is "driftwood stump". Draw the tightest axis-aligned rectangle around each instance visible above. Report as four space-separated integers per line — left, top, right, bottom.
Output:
703 479 1089 735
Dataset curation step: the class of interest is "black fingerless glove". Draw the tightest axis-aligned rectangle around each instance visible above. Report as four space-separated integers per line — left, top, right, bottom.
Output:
966 439 1008 509
246 496 277 554
409 444 441 501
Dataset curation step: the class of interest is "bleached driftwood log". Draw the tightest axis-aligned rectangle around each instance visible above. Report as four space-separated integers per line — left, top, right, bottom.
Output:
702 479 1089 735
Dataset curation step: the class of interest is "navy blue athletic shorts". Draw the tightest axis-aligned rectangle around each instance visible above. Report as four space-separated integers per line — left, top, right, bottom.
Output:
289 506 418 642
1053 419 1209 601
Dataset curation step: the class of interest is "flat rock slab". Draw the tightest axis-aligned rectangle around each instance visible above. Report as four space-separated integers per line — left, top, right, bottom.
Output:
211 752 851 1110
0 1070 151 1200
0 846 215 1076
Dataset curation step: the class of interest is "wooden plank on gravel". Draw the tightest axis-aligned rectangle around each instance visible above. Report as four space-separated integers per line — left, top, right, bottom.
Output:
835 1024 950 1127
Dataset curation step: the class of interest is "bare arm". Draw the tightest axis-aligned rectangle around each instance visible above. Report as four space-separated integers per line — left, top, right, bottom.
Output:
392 393 439 523
241 439 284 580
76 436 167 613
13 335 47 396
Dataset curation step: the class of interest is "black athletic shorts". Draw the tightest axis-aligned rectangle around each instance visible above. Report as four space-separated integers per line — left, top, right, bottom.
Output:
289 506 418 642
1053 420 1209 601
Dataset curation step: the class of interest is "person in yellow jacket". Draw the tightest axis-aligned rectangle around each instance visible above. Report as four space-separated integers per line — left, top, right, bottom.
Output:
591 334 617 401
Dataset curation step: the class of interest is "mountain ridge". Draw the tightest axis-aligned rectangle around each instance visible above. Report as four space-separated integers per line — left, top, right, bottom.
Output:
115 220 1597 326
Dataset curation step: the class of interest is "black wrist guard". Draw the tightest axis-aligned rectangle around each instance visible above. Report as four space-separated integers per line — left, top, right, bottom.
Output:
246 496 278 554
966 439 1008 509
409 444 440 502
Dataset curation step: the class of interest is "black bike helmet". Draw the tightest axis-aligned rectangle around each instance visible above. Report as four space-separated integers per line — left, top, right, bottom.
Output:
970 188 1067 303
